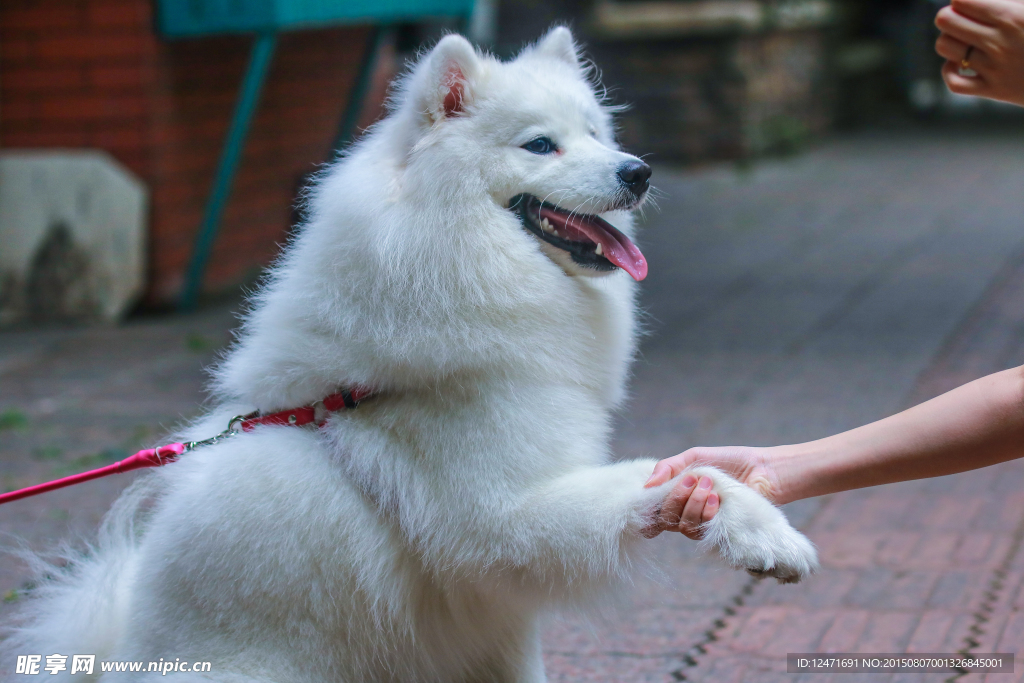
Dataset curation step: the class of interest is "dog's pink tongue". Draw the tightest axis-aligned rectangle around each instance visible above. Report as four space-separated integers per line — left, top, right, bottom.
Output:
539 207 648 281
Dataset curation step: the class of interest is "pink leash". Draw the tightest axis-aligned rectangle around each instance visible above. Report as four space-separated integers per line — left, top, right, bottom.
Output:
0 388 372 506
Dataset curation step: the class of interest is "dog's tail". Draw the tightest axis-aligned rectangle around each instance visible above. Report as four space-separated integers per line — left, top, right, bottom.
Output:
1 475 157 677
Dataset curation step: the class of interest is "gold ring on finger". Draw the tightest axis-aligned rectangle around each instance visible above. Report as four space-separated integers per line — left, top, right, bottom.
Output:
959 45 978 77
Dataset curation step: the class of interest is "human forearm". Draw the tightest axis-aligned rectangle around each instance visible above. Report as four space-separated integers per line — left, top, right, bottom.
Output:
647 366 1024 539
774 366 1024 503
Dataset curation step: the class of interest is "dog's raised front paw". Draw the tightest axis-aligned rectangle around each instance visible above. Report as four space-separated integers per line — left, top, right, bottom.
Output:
687 466 819 584
738 524 819 584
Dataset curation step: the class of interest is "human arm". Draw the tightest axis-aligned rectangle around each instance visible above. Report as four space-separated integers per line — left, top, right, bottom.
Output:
645 365 1024 537
935 0 1024 107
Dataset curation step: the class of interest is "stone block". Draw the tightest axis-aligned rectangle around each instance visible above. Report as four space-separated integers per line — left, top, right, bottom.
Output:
0 151 148 325
590 0 837 161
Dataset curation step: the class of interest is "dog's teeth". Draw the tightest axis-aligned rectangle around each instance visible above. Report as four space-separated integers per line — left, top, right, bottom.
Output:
595 243 603 256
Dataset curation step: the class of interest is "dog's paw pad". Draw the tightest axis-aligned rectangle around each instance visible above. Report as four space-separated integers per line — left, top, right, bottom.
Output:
746 566 803 584
729 528 818 584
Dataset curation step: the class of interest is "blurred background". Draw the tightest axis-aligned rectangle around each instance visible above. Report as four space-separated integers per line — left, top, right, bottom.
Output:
3 2 1024 680
0 0 1020 317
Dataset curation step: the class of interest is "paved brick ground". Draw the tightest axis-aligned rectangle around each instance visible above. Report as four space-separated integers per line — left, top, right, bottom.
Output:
2 125 1024 680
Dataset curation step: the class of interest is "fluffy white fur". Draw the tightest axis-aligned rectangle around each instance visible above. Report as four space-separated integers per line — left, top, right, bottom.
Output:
3 28 817 682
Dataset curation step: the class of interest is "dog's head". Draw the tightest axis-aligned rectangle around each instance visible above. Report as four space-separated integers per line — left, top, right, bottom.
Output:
398 27 650 282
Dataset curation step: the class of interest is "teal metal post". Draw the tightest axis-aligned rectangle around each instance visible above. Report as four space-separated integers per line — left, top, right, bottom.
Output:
332 26 389 157
179 32 277 310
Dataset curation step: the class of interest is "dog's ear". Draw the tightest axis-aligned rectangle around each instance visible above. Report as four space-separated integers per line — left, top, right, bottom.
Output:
416 34 481 124
534 26 580 69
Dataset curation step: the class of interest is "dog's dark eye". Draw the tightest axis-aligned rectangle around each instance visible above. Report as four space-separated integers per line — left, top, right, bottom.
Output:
522 137 557 155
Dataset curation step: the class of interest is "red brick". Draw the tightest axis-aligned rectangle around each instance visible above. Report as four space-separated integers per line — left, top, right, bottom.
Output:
875 532 920 566
758 608 835 657
87 127 148 152
816 532 884 569
1 37 36 62
995 493 1024 535
882 571 941 610
954 532 1000 566
154 154 217 177
150 119 228 147
37 93 146 120
909 533 960 568
855 612 919 652
1005 572 1024 609
817 609 870 652
1 129 91 147
859 492 918 531
924 497 986 531
151 208 205 237
3 65 85 91
153 182 207 207
994 612 1024 652
684 655 748 683
1 5 84 30
905 609 956 652
35 34 151 62
716 606 789 654
147 237 192 265
0 99 39 122
148 227 199 255
927 570 991 610
85 0 151 28
89 63 149 88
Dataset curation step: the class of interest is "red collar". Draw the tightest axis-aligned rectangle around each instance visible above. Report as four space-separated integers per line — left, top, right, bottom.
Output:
236 387 374 432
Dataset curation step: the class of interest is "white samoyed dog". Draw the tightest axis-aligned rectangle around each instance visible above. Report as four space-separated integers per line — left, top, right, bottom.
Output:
4 28 817 682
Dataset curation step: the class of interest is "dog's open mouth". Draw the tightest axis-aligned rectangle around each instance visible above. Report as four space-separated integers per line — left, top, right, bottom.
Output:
510 194 648 281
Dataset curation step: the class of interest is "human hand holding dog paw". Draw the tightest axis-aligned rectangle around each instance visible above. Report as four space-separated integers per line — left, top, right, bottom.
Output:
643 474 719 540
643 461 819 581
643 445 786 540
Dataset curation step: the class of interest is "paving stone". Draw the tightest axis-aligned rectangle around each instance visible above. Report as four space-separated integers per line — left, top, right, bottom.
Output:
542 654 686 682
543 605 710 657
904 610 959 653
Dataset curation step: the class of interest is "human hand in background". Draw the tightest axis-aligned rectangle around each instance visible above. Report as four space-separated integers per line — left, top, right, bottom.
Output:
935 0 1024 107
643 445 784 539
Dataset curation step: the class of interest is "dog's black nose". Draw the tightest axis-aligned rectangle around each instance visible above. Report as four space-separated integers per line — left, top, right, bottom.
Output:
617 161 652 197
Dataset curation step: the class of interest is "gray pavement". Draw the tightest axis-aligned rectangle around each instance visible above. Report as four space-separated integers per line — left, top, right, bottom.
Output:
3 125 1024 680
0 305 235 612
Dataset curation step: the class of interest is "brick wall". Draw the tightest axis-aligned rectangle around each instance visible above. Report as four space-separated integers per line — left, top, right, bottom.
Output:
0 0 383 305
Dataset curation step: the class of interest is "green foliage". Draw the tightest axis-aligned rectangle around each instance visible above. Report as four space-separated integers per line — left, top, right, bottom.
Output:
761 115 810 157
185 333 214 353
51 448 127 478
32 446 64 461
0 409 28 431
